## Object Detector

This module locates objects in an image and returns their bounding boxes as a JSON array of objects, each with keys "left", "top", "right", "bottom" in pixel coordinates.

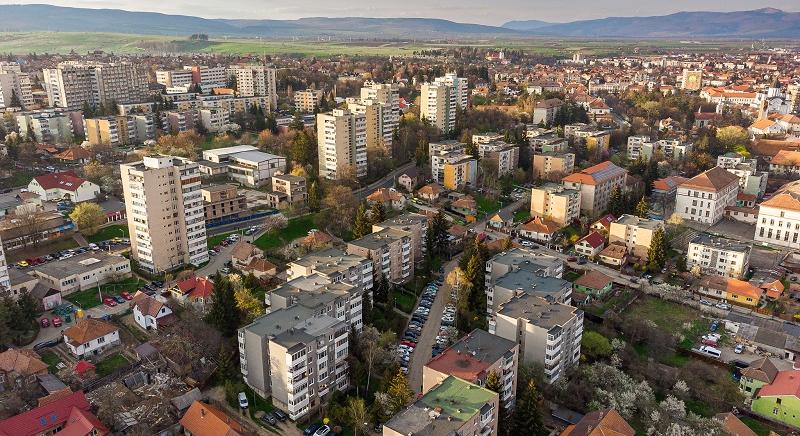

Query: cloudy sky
[{"left": 0, "top": 0, "right": 797, "bottom": 25}]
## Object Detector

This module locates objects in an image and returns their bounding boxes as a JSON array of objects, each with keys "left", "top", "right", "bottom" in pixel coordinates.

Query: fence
[{"left": 207, "top": 210, "right": 279, "bottom": 229}]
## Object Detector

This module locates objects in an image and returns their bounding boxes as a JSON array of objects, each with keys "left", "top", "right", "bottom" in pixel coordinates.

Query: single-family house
[
  {"left": 179, "top": 400, "right": 244, "bottom": 436},
  {"left": 451, "top": 195, "right": 478, "bottom": 218},
  {"left": 574, "top": 231, "right": 605, "bottom": 259},
  {"left": 27, "top": 171, "right": 100, "bottom": 203},
  {"left": 0, "top": 348, "right": 48, "bottom": 389},
  {"left": 598, "top": 243, "right": 627, "bottom": 266},
  {"left": 697, "top": 275, "right": 761, "bottom": 307},
  {"left": 397, "top": 167, "right": 419, "bottom": 192},
  {"left": 63, "top": 318, "right": 120, "bottom": 358},
  {"left": 132, "top": 292, "right": 174, "bottom": 331},
  {"left": 573, "top": 270, "right": 613, "bottom": 297},
  {"left": 171, "top": 276, "right": 215, "bottom": 309},
  {"left": 713, "top": 413, "right": 757, "bottom": 436},
  {"left": 740, "top": 357, "right": 779, "bottom": 397},
  {"left": 367, "top": 188, "right": 407, "bottom": 210},
  {"left": 417, "top": 184, "right": 442, "bottom": 203},
  {"left": 0, "top": 391, "right": 107, "bottom": 436},
  {"left": 590, "top": 214, "right": 615, "bottom": 234},
  {"left": 561, "top": 409, "right": 634, "bottom": 436},
  {"left": 487, "top": 209, "right": 514, "bottom": 233},
  {"left": 230, "top": 241, "right": 264, "bottom": 271},
  {"left": 750, "top": 368, "right": 800, "bottom": 429},
  {"left": 518, "top": 217, "right": 560, "bottom": 244},
  {"left": 54, "top": 147, "right": 92, "bottom": 164}
]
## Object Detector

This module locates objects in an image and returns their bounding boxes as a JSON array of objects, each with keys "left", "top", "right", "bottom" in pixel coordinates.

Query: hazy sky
[{"left": 1, "top": 0, "right": 798, "bottom": 25}]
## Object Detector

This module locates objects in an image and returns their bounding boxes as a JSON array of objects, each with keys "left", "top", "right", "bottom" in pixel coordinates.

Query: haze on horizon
[{"left": 0, "top": 0, "right": 798, "bottom": 26}]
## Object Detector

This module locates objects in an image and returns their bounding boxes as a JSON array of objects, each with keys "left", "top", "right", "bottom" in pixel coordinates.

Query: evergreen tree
[
  {"left": 635, "top": 197, "right": 649, "bottom": 218},
  {"left": 204, "top": 275, "right": 241, "bottom": 337},
  {"left": 373, "top": 273, "right": 389, "bottom": 304},
  {"left": 289, "top": 114, "right": 304, "bottom": 131},
  {"left": 484, "top": 371, "right": 510, "bottom": 436},
  {"left": 9, "top": 89, "right": 21, "bottom": 108},
  {"left": 647, "top": 228, "right": 668, "bottom": 271},
  {"left": 353, "top": 202, "right": 372, "bottom": 239},
  {"left": 369, "top": 201, "right": 386, "bottom": 225},
  {"left": 608, "top": 185, "right": 624, "bottom": 216},
  {"left": 385, "top": 369, "right": 413, "bottom": 416},
  {"left": 308, "top": 181, "right": 320, "bottom": 211},
  {"left": 511, "top": 379, "right": 546, "bottom": 435}
]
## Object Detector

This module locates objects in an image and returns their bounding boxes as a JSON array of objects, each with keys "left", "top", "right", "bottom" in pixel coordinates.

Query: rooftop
[
  {"left": 347, "top": 227, "right": 409, "bottom": 251},
  {"left": 562, "top": 161, "right": 626, "bottom": 186},
  {"left": 494, "top": 269, "right": 570, "bottom": 300},
  {"left": 690, "top": 234, "right": 751, "bottom": 254},
  {"left": 31, "top": 251, "right": 128, "bottom": 280},
  {"left": 613, "top": 214, "right": 663, "bottom": 230},
  {"left": 241, "top": 305, "right": 315, "bottom": 339},
  {"left": 425, "top": 329, "right": 515, "bottom": 383},
  {"left": 290, "top": 248, "right": 370, "bottom": 276},
  {"left": 679, "top": 166, "right": 739, "bottom": 192},
  {"left": 497, "top": 294, "right": 579, "bottom": 330}
]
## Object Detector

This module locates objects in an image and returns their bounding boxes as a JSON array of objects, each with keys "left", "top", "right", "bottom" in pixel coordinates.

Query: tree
[
  {"left": 345, "top": 397, "right": 369, "bottom": 436},
  {"left": 69, "top": 202, "right": 106, "bottom": 236},
  {"left": 634, "top": 197, "right": 649, "bottom": 218},
  {"left": 608, "top": 185, "right": 624, "bottom": 216},
  {"left": 369, "top": 201, "right": 386, "bottom": 225},
  {"left": 511, "top": 379, "right": 546, "bottom": 435},
  {"left": 647, "top": 228, "right": 668, "bottom": 271},
  {"left": 9, "top": 89, "right": 21, "bottom": 108},
  {"left": 321, "top": 185, "right": 359, "bottom": 236},
  {"left": 484, "top": 370, "right": 510, "bottom": 435},
  {"left": 353, "top": 202, "right": 372, "bottom": 239},
  {"left": 308, "top": 181, "right": 320, "bottom": 211},
  {"left": 385, "top": 369, "right": 413, "bottom": 416},
  {"left": 716, "top": 125, "right": 749, "bottom": 153},
  {"left": 233, "top": 287, "right": 262, "bottom": 324},
  {"left": 204, "top": 275, "right": 241, "bottom": 337},
  {"left": 582, "top": 331, "right": 613, "bottom": 360}
]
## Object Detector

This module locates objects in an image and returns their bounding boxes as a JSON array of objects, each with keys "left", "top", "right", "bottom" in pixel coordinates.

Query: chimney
[{"left": 201, "top": 408, "right": 206, "bottom": 417}]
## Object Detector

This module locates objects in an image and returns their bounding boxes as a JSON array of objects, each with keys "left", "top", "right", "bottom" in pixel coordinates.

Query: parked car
[
  {"left": 260, "top": 412, "right": 277, "bottom": 426},
  {"left": 273, "top": 409, "right": 288, "bottom": 421},
  {"left": 699, "top": 299, "right": 714, "bottom": 306},
  {"left": 710, "top": 320, "right": 720, "bottom": 332},
  {"left": 52, "top": 316, "right": 62, "bottom": 328},
  {"left": 113, "top": 295, "right": 126, "bottom": 304},
  {"left": 567, "top": 256, "right": 577, "bottom": 262},
  {"left": 314, "top": 425, "right": 331, "bottom": 436},
  {"left": 40, "top": 317, "right": 50, "bottom": 328},
  {"left": 715, "top": 302, "right": 731, "bottom": 310},
  {"left": 304, "top": 424, "right": 322, "bottom": 436},
  {"left": 734, "top": 344, "right": 745, "bottom": 354},
  {"left": 104, "top": 297, "right": 117, "bottom": 307},
  {"left": 33, "top": 337, "right": 62, "bottom": 350},
  {"left": 120, "top": 292, "right": 132, "bottom": 300},
  {"left": 238, "top": 392, "right": 248, "bottom": 409}
]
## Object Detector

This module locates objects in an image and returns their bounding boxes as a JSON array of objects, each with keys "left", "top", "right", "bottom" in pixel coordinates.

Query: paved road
[{"left": 354, "top": 161, "right": 415, "bottom": 200}]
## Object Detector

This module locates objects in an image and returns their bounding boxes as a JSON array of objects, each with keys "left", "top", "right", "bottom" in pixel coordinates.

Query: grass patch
[
  {"left": 684, "top": 399, "right": 713, "bottom": 418},
  {"left": 513, "top": 209, "right": 531, "bottom": 222},
  {"left": 475, "top": 195, "right": 502, "bottom": 215},
  {"left": 564, "top": 271, "right": 581, "bottom": 282},
  {"left": 0, "top": 169, "right": 41, "bottom": 189},
  {"left": 86, "top": 225, "right": 129, "bottom": 243},
  {"left": 560, "top": 225, "right": 584, "bottom": 244},
  {"left": 626, "top": 296, "right": 700, "bottom": 336},
  {"left": 392, "top": 290, "right": 416, "bottom": 314},
  {"left": 254, "top": 214, "right": 317, "bottom": 251},
  {"left": 95, "top": 353, "right": 129, "bottom": 377},
  {"left": 207, "top": 231, "right": 236, "bottom": 249},
  {"left": 66, "top": 278, "right": 147, "bottom": 309},
  {"left": 739, "top": 416, "right": 774, "bottom": 436},
  {"left": 39, "top": 350, "right": 62, "bottom": 373}
]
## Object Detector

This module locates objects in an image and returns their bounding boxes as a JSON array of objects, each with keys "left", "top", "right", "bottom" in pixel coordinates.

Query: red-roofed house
[
  {"left": 590, "top": 214, "right": 615, "bottom": 234},
  {"left": 574, "top": 231, "right": 605, "bottom": 259},
  {"left": 0, "top": 391, "right": 106, "bottom": 436},
  {"left": 676, "top": 167, "right": 740, "bottom": 225},
  {"left": 27, "top": 171, "right": 100, "bottom": 203},
  {"left": 54, "top": 147, "right": 92, "bottom": 164},
  {"left": 132, "top": 292, "right": 174, "bottom": 331},
  {"left": 366, "top": 188, "right": 407, "bottom": 210},
  {"left": 751, "top": 369, "right": 800, "bottom": 428},
  {"left": 170, "top": 276, "right": 215, "bottom": 309}
]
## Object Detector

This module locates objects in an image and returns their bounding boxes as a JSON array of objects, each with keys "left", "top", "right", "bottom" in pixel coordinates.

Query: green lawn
[
  {"left": 475, "top": 195, "right": 502, "bottom": 215},
  {"left": 392, "top": 291, "right": 416, "bottom": 314},
  {"left": 207, "top": 231, "right": 236, "bottom": 249},
  {"left": 66, "top": 278, "right": 147, "bottom": 309},
  {"left": 95, "top": 353, "right": 129, "bottom": 377},
  {"left": 254, "top": 215, "right": 317, "bottom": 251},
  {"left": 626, "top": 297, "right": 701, "bottom": 336},
  {"left": 86, "top": 225, "right": 129, "bottom": 243},
  {"left": 739, "top": 416, "right": 775, "bottom": 436},
  {"left": 563, "top": 271, "right": 581, "bottom": 282},
  {"left": 561, "top": 225, "right": 584, "bottom": 245},
  {"left": 0, "top": 169, "right": 41, "bottom": 189},
  {"left": 39, "top": 351, "right": 62, "bottom": 373},
  {"left": 513, "top": 209, "right": 531, "bottom": 222}
]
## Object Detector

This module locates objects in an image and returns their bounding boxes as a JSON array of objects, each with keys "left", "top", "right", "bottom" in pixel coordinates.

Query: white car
[
  {"left": 521, "top": 240, "right": 532, "bottom": 247},
  {"left": 714, "top": 302, "right": 731, "bottom": 310},
  {"left": 734, "top": 344, "right": 744, "bottom": 354},
  {"left": 238, "top": 392, "right": 248, "bottom": 409}
]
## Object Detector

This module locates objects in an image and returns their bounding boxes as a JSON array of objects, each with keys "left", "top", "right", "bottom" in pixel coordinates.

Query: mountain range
[{"left": 0, "top": 5, "right": 798, "bottom": 39}]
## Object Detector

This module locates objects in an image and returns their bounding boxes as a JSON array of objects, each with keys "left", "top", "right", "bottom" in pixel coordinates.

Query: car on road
[
  {"left": 273, "top": 409, "right": 288, "bottom": 421},
  {"left": 104, "top": 297, "right": 117, "bottom": 307},
  {"left": 577, "top": 257, "right": 587, "bottom": 265},
  {"left": 40, "top": 317, "right": 50, "bottom": 328},
  {"left": 715, "top": 302, "right": 731, "bottom": 310},
  {"left": 314, "top": 425, "right": 331, "bottom": 436},
  {"left": 52, "top": 316, "right": 62, "bottom": 328},
  {"left": 567, "top": 256, "right": 577, "bottom": 262},
  {"left": 303, "top": 424, "right": 321, "bottom": 436},
  {"left": 238, "top": 392, "right": 248, "bottom": 409},
  {"left": 699, "top": 299, "right": 713, "bottom": 306},
  {"left": 113, "top": 295, "right": 126, "bottom": 304},
  {"left": 734, "top": 344, "right": 744, "bottom": 354},
  {"left": 120, "top": 292, "right": 132, "bottom": 300},
  {"left": 260, "top": 412, "right": 277, "bottom": 426},
  {"left": 16, "top": 260, "right": 29, "bottom": 268}
]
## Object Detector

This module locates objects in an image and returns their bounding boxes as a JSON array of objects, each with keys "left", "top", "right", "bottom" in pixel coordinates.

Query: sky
[{"left": 0, "top": 1, "right": 798, "bottom": 25}]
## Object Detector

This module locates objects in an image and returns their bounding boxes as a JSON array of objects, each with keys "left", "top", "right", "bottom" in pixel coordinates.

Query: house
[
  {"left": 396, "top": 167, "right": 419, "bottom": 192},
  {"left": 740, "top": 357, "right": 779, "bottom": 397},
  {"left": 0, "top": 391, "right": 107, "bottom": 436},
  {"left": 714, "top": 413, "right": 757, "bottom": 436},
  {"left": 533, "top": 98, "right": 563, "bottom": 125},
  {"left": 241, "top": 258, "right": 278, "bottom": 279},
  {"left": 367, "top": 188, "right": 407, "bottom": 211},
  {"left": 230, "top": 241, "right": 264, "bottom": 271},
  {"left": 518, "top": 217, "right": 560, "bottom": 244},
  {"left": 27, "top": 171, "right": 100, "bottom": 203},
  {"left": 573, "top": 270, "right": 613, "bottom": 297},
  {"left": 697, "top": 275, "right": 761, "bottom": 307},
  {"left": 179, "top": 400, "right": 244, "bottom": 436},
  {"left": 0, "top": 348, "right": 48, "bottom": 388},
  {"left": 750, "top": 368, "right": 800, "bottom": 429},
  {"left": 590, "top": 214, "right": 615, "bottom": 234},
  {"left": 759, "top": 279, "right": 785, "bottom": 301},
  {"left": 598, "top": 243, "right": 627, "bottom": 266},
  {"left": 54, "top": 147, "right": 92, "bottom": 164},
  {"left": 487, "top": 209, "right": 514, "bottom": 233},
  {"left": 749, "top": 119, "right": 784, "bottom": 137},
  {"left": 451, "top": 195, "right": 478, "bottom": 218},
  {"left": 769, "top": 150, "right": 800, "bottom": 176},
  {"left": 170, "top": 276, "right": 215, "bottom": 309},
  {"left": 574, "top": 231, "right": 605, "bottom": 259},
  {"left": 131, "top": 292, "right": 174, "bottom": 331},
  {"left": 300, "top": 229, "right": 334, "bottom": 251},
  {"left": 417, "top": 183, "right": 442, "bottom": 203},
  {"left": 63, "top": 318, "right": 120, "bottom": 358},
  {"left": 561, "top": 409, "right": 634, "bottom": 436}
]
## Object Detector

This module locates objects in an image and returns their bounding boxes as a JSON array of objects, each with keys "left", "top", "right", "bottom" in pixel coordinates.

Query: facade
[
  {"left": 491, "top": 293, "right": 583, "bottom": 383},
  {"left": 345, "top": 82, "right": 399, "bottom": 153},
  {"left": 750, "top": 369, "right": 800, "bottom": 429},
  {"left": 423, "top": 329, "right": 518, "bottom": 409},
  {"left": 429, "top": 140, "right": 468, "bottom": 184},
  {"left": 740, "top": 357, "right": 779, "bottom": 398},
  {"left": 0, "top": 62, "right": 33, "bottom": 109},
  {"left": 769, "top": 150, "right": 800, "bottom": 177},
  {"left": 121, "top": 155, "right": 209, "bottom": 272},
  {"left": 627, "top": 137, "right": 692, "bottom": 162},
  {"left": 199, "top": 108, "right": 230, "bottom": 132},
  {"left": 717, "top": 153, "right": 768, "bottom": 198},
  {"left": 530, "top": 183, "right": 581, "bottom": 227},
  {"left": 155, "top": 69, "right": 194, "bottom": 88},
  {"left": 755, "top": 181, "right": 800, "bottom": 249},
  {"left": 84, "top": 115, "right": 155, "bottom": 146},
  {"left": 201, "top": 184, "right": 247, "bottom": 224},
  {"left": 317, "top": 109, "right": 368, "bottom": 180},
  {"left": 372, "top": 213, "right": 428, "bottom": 263},
  {"left": 201, "top": 145, "right": 287, "bottom": 187},
  {"left": 271, "top": 174, "right": 308, "bottom": 207},
  {"left": 532, "top": 152, "right": 575, "bottom": 180},
  {"left": 287, "top": 248, "right": 374, "bottom": 296},
  {"left": 383, "top": 376, "right": 498, "bottom": 436},
  {"left": 43, "top": 61, "right": 148, "bottom": 110},
  {"left": 30, "top": 251, "right": 131, "bottom": 295},
  {"left": 442, "top": 155, "right": 478, "bottom": 190},
  {"left": 676, "top": 167, "right": 740, "bottom": 225},
  {"left": 347, "top": 228, "right": 413, "bottom": 284},
  {"left": 532, "top": 98, "right": 563, "bottom": 125},
  {"left": 420, "top": 74, "right": 467, "bottom": 133},
  {"left": 63, "top": 318, "right": 120, "bottom": 357},
  {"left": 229, "top": 65, "right": 278, "bottom": 109},
  {"left": 573, "top": 270, "right": 614, "bottom": 297},
  {"left": 27, "top": 171, "right": 100, "bottom": 203},
  {"left": 575, "top": 231, "right": 605, "bottom": 259},
  {"left": 687, "top": 234, "right": 751, "bottom": 279},
  {"left": 697, "top": 275, "right": 761, "bottom": 307},
  {"left": 608, "top": 214, "right": 664, "bottom": 259},
  {"left": 294, "top": 89, "right": 323, "bottom": 113},
  {"left": 15, "top": 111, "right": 75, "bottom": 143},
  {"left": 267, "top": 274, "right": 364, "bottom": 332},
  {"left": 562, "top": 161, "right": 627, "bottom": 217},
  {"left": 477, "top": 140, "right": 520, "bottom": 176},
  {"left": 0, "top": 234, "right": 8, "bottom": 293},
  {"left": 131, "top": 293, "right": 174, "bottom": 330}
]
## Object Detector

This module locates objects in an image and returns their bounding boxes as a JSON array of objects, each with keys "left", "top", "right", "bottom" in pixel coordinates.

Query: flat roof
[
  {"left": 494, "top": 269, "right": 569, "bottom": 299},
  {"left": 31, "top": 251, "right": 128, "bottom": 280},
  {"left": 497, "top": 293, "right": 578, "bottom": 330},
  {"left": 348, "top": 227, "right": 408, "bottom": 251},
  {"left": 426, "top": 329, "right": 515, "bottom": 382},
  {"left": 690, "top": 233, "right": 751, "bottom": 253},
  {"left": 614, "top": 214, "right": 664, "bottom": 230},
  {"left": 242, "top": 305, "right": 315, "bottom": 338},
  {"left": 291, "top": 248, "right": 369, "bottom": 275}
]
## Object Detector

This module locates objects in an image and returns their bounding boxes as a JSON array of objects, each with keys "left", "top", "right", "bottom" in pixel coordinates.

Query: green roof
[{"left": 419, "top": 376, "right": 497, "bottom": 422}]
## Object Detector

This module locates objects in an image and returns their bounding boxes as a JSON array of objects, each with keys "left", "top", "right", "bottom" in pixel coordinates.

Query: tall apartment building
[
  {"left": 608, "top": 214, "right": 665, "bottom": 259},
  {"left": 155, "top": 69, "right": 194, "bottom": 89},
  {"left": 120, "top": 155, "right": 209, "bottom": 272},
  {"left": 43, "top": 62, "right": 148, "bottom": 110},
  {"left": 229, "top": 65, "right": 278, "bottom": 110},
  {"left": 485, "top": 248, "right": 564, "bottom": 283},
  {"left": 347, "top": 228, "right": 413, "bottom": 285},
  {"left": 716, "top": 152, "right": 768, "bottom": 198},
  {"left": 316, "top": 109, "right": 367, "bottom": 180},
  {"left": 530, "top": 183, "right": 581, "bottom": 227},
  {"left": 201, "top": 145, "right": 287, "bottom": 188},
  {"left": 429, "top": 140, "right": 466, "bottom": 182},
  {"left": 238, "top": 306, "right": 349, "bottom": 419},
  {"left": 295, "top": 89, "right": 323, "bottom": 113},
  {"left": 0, "top": 234, "right": 9, "bottom": 293},
  {"left": 687, "top": 234, "right": 751, "bottom": 279},
  {"left": 491, "top": 293, "right": 583, "bottom": 384},
  {"left": 84, "top": 115, "right": 155, "bottom": 146},
  {"left": 532, "top": 152, "right": 575, "bottom": 180},
  {"left": 477, "top": 140, "right": 519, "bottom": 176},
  {"left": 372, "top": 213, "right": 428, "bottom": 264},
  {"left": 676, "top": 167, "right": 740, "bottom": 225},
  {"left": 0, "top": 62, "right": 33, "bottom": 109},
  {"left": 420, "top": 82, "right": 456, "bottom": 133},
  {"left": 344, "top": 81, "right": 400, "bottom": 153},
  {"left": 423, "top": 329, "right": 519, "bottom": 409},
  {"left": 435, "top": 73, "right": 469, "bottom": 109},
  {"left": 286, "top": 248, "right": 374, "bottom": 296},
  {"left": 15, "top": 111, "right": 74, "bottom": 143},
  {"left": 562, "top": 161, "right": 627, "bottom": 217},
  {"left": 755, "top": 181, "right": 800, "bottom": 249},
  {"left": 188, "top": 65, "right": 227, "bottom": 85}
]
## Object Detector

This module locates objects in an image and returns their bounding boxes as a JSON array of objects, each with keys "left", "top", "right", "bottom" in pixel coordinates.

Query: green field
[
  {"left": 392, "top": 290, "right": 416, "bottom": 314},
  {"left": 254, "top": 214, "right": 317, "bottom": 250},
  {"left": 95, "top": 353, "right": 129, "bottom": 377},
  {"left": 86, "top": 225, "right": 129, "bottom": 243},
  {"left": 475, "top": 195, "right": 502, "bottom": 215}
]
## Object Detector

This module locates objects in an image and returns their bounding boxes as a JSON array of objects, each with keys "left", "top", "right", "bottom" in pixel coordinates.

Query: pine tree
[
  {"left": 353, "top": 202, "right": 372, "bottom": 239},
  {"left": 635, "top": 196, "right": 649, "bottom": 218},
  {"left": 204, "top": 275, "right": 241, "bottom": 337},
  {"left": 647, "top": 227, "right": 667, "bottom": 271},
  {"left": 308, "top": 181, "right": 320, "bottom": 211},
  {"left": 511, "top": 380, "right": 546, "bottom": 435},
  {"left": 484, "top": 371, "right": 510, "bottom": 436},
  {"left": 608, "top": 185, "right": 623, "bottom": 216},
  {"left": 9, "top": 89, "right": 21, "bottom": 108},
  {"left": 369, "top": 201, "right": 386, "bottom": 225},
  {"left": 385, "top": 369, "right": 413, "bottom": 416}
]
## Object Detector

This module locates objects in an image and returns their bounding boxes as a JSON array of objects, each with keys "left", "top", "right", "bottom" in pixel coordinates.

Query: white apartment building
[
  {"left": 627, "top": 137, "right": 691, "bottom": 161},
  {"left": 286, "top": 248, "right": 374, "bottom": 296},
  {"left": 199, "top": 108, "right": 231, "bottom": 132},
  {"left": 347, "top": 228, "right": 414, "bottom": 285},
  {"left": 420, "top": 81, "right": 456, "bottom": 133},
  {"left": 0, "top": 62, "right": 33, "bottom": 109},
  {"left": 31, "top": 251, "right": 131, "bottom": 295},
  {"left": 43, "top": 62, "right": 148, "bottom": 110},
  {"left": 187, "top": 65, "right": 227, "bottom": 85},
  {"left": 562, "top": 161, "right": 627, "bottom": 217},
  {"left": 267, "top": 274, "right": 365, "bottom": 332},
  {"left": 155, "top": 69, "right": 194, "bottom": 89},
  {"left": 346, "top": 97, "right": 394, "bottom": 153},
  {"left": 201, "top": 145, "right": 287, "bottom": 188},
  {"left": 716, "top": 153, "right": 768, "bottom": 198},
  {"left": 687, "top": 234, "right": 751, "bottom": 279},
  {"left": 608, "top": 214, "right": 665, "bottom": 259},
  {"left": 477, "top": 140, "right": 520, "bottom": 176},
  {"left": 429, "top": 140, "right": 467, "bottom": 182},
  {"left": 755, "top": 181, "right": 800, "bottom": 249},
  {"left": 530, "top": 183, "right": 581, "bottom": 227},
  {"left": 121, "top": 155, "right": 209, "bottom": 273},
  {"left": 433, "top": 73, "right": 469, "bottom": 109},
  {"left": 0, "top": 234, "right": 9, "bottom": 293},
  {"left": 491, "top": 293, "right": 583, "bottom": 384},
  {"left": 675, "top": 167, "right": 740, "bottom": 225},
  {"left": 355, "top": 81, "right": 399, "bottom": 150},
  {"left": 316, "top": 109, "right": 367, "bottom": 180},
  {"left": 229, "top": 65, "right": 278, "bottom": 110},
  {"left": 15, "top": 111, "right": 75, "bottom": 144}
]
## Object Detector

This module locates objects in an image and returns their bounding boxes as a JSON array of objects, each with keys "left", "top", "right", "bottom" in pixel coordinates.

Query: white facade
[
  {"left": 429, "top": 140, "right": 467, "bottom": 183},
  {"left": 64, "top": 325, "right": 120, "bottom": 358},
  {"left": 316, "top": 109, "right": 367, "bottom": 180},
  {"left": 716, "top": 154, "right": 768, "bottom": 198},
  {"left": 0, "top": 62, "right": 33, "bottom": 109},
  {"left": 202, "top": 145, "right": 287, "bottom": 187},
  {"left": 27, "top": 177, "right": 100, "bottom": 203},
  {"left": 132, "top": 296, "right": 174, "bottom": 331},
  {"left": 230, "top": 65, "right": 278, "bottom": 110},
  {"left": 434, "top": 73, "right": 469, "bottom": 109},
  {"left": 420, "top": 82, "right": 456, "bottom": 133},
  {"left": 675, "top": 167, "right": 739, "bottom": 225},
  {"left": 43, "top": 61, "right": 148, "bottom": 110},
  {"left": 755, "top": 182, "right": 800, "bottom": 249},
  {"left": 0, "top": 234, "right": 9, "bottom": 292},
  {"left": 687, "top": 235, "right": 750, "bottom": 279},
  {"left": 155, "top": 70, "right": 194, "bottom": 88}
]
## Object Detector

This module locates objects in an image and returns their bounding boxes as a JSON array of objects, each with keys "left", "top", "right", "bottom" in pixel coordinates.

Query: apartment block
[
  {"left": 155, "top": 69, "right": 194, "bottom": 89},
  {"left": 485, "top": 248, "right": 564, "bottom": 284},
  {"left": 608, "top": 214, "right": 665, "bottom": 259},
  {"left": 347, "top": 228, "right": 413, "bottom": 285},
  {"left": 238, "top": 306, "right": 349, "bottom": 420},
  {"left": 755, "top": 181, "right": 800, "bottom": 249},
  {"left": 372, "top": 212, "right": 429, "bottom": 263},
  {"left": 562, "top": 161, "right": 627, "bottom": 217},
  {"left": 270, "top": 174, "right": 308, "bottom": 207},
  {"left": 488, "top": 267, "right": 573, "bottom": 312},
  {"left": 676, "top": 167, "right": 739, "bottom": 225},
  {"left": 229, "top": 65, "right": 278, "bottom": 109},
  {"left": 199, "top": 108, "right": 230, "bottom": 132},
  {"left": 687, "top": 234, "right": 751, "bottom": 279},
  {"left": 295, "top": 89, "right": 323, "bottom": 113},
  {"left": 0, "top": 62, "right": 33, "bottom": 109},
  {"left": 528, "top": 130, "right": 568, "bottom": 153},
  {"left": 423, "top": 329, "right": 518, "bottom": 409},
  {"left": 84, "top": 115, "right": 155, "bottom": 146},
  {"left": 345, "top": 81, "right": 399, "bottom": 153},
  {"left": 121, "top": 155, "right": 209, "bottom": 272},
  {"left": 564, "top": 123, "right": 611, "bottom": 153},
  {"left": 532, "top": 152, "right": 575, "bottom": 180},
  {"left": 443, "top": 154, "right": 478, "bottom": 190},
  {"left": 384, "top": 376, "right": 498, "bottom": 436},
  {"left": 201, "top": 145, "right": 287, "bottom": 187},
  {"left": 267, "top": 273, "right": 364, "bottom": 331},
  {"left": 420, "top": 74, "right": 469, "bottom": 134},
  {"left": 188, "top": 65, "right": 227, "bottom": 85},
  {"left": 287, "top": 248, "right": 374, "bottom": 296},
  {"left": 627, "top": 137, "right": 692, "bottom": 161},
  {"left": 532, "top": 98, "right": 562, "bottom": 125},
  {"left": 429, "top": 140, "right": 466, "bottom": 182},
  {"left": 316, "top": 109, "right": 367, "bottom": 180},
  {"left": 0, "top": 234, "right": 8, "bottom": 292},
  {"left": 530, "top": 183, "right": 581, "bottom": 227},
  {"left": 716, "top": 152, "right": 768, "bottom": 198},
  {"left": 15, "top": 111, "right": 75, "bottom": 143},
  {"left": 43, "top": 62, "right": 148, "bottom": 110},
  {"left": 201, "top": 184, "right": 247, "bottom": 225},
  {"left": 477, "top": 140, "right": 519, "bottom": 176},
  {"left": 491, "top": 293, "right": 583, "bottom": 384},
  {"left": 434, "top": 73, "right": 469, "bottom": 109}
]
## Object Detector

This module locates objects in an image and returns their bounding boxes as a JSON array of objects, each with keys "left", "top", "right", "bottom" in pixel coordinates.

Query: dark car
[
  {"left": 33, "top": 337, "right": 63, "bottom": 350},
  {"left": 260, "top": 412, "right": 277, "bottom": 426},
  {"left": 113, "top": 295, "right": 126, "bottom": 304},
  {"left": 273, "top": 409, "right": 288, "bottom": 421},
  {"left": 304, "top": 423, "right": 322, "bottom": 436}
]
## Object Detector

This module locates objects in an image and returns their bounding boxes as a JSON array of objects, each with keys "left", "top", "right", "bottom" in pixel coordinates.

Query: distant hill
[
  {"left": 510, "top": 8, "right": 800, "bottom": 38},
  {"left": 0, "top": 4, "right": 798, "bottom": 39}
]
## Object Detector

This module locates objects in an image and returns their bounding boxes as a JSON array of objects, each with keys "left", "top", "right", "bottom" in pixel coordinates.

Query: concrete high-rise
[
  {"left": 0, "top": 62, "right": 33, "bottom": 109},
  {"left": 43, "top": 62, "right": 148, "bottom": 110},
  {"left": 121, "top": 156, "right": 209, "bottom": 273},
  {"left": 346, "top": 81, "right": 399, "bottom": 153},
  {"left": 229, "top": 65, "right": 278, "bottom": 110},
  {"left": 317, "top": 109, "right": 367, "bottom": 180}
]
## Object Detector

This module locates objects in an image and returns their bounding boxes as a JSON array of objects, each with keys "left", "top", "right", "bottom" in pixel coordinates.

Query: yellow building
[{"left": 442, "top": 156, "right": 477, "bottom": 190}]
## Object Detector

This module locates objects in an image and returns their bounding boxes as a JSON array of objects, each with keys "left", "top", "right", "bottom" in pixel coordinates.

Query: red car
[
  {"left": 40, "top": 317, "right": 50, "bottom": 328},
  {"left": 120, "top": 291, "right": 132, "bottom": 300},
  {"left": 567, "top": 256, "right": 577, "bottom": 262},
  {"left": 103, "top": 297, "right": 117, "bottom": 307},
  {"left": 51, "top": 316, "right": 62, "bottom": 328},
  {"left": 401, "top": 340, "right": 416, "bottom": 348}
]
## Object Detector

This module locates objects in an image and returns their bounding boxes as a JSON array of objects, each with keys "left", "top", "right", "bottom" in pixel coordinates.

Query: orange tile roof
[
  {"left": 0, "top": 349, "right": 48, "bottom": 377},
  {"left": 757, "top": 370, "right": 800, "bottom": 399},
  {"left": 652, "top": 176, "right": 688, "bottom": 192},
  {"left": 418, "top": 183, "right": 442, "bottom": 196},
  {"left": 367, "top": 188, "right": 405, "bottom": 203},
  {"left": 574, "top": 270, "right": 613, "bottom": 290},
  {"left": 714, "top": 413, "right": 756, "bottom": 436},
  {"left": 750, "top": 139, "right": 800, "bottom": 157},
  {"left": 520, "top": 216, "right": 560, "bottom": 234},
  {"left": 761, "top": 182, "right": 800, "bottom": 212},
  {"left": 179, "top": 401, "right": 244, "bottom": 436},
  {"left": 63, "top": 319, "right": 117, "bottom": 346},
  {"left": 561, "top": 409, "right": 634, "bottom": 436},
  {"left": 562, "top": 161, "right": 626, "bottom": 186},
  {"left": 679, "top": 167, "right": 739, "bottom": 192},
  {"left": 750, "top": 119, "right": 777, "bottom": 130},
  {"left": 770, "top": 149, "right": 800, "bottom": 167}
]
